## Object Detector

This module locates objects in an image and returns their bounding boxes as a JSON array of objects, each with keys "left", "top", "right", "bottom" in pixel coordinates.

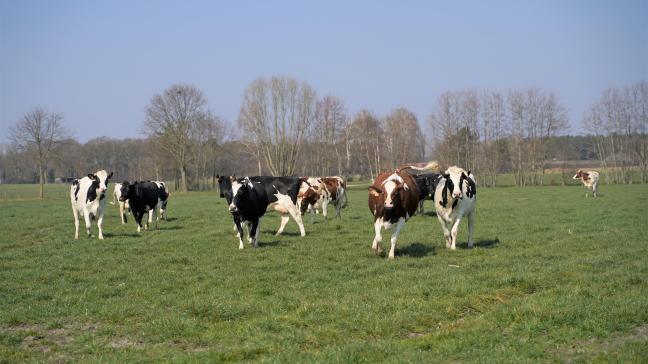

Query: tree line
[{"left": 2, "top": 77, "right": 646, "bottom": 196}]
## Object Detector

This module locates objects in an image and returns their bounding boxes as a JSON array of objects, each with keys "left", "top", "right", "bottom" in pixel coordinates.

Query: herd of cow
[{"left": 67, "top": 165, "right": 600, "bottom": 259}]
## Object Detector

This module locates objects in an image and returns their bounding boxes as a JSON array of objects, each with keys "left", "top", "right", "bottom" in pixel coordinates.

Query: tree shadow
[
  {"left": 457, "top": 238, "right": 500, "bottom": 249},
  {"left": 398, "top": 242, "right": 436, "bottom": 258}
]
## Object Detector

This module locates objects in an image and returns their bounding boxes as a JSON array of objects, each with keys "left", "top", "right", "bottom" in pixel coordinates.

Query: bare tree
[
  {"left": 238, "top": 76, "right": 316, "bottom": 176},
  {"left": 383, "top": 108, "right": 425, "bottom": 168},
  {"left": 10, "top": 107, "right": 70, "bottom": 198},
  {"left": 349, "top": 110, "right": 383, "bottom": 179},
  {"left": 144, "top": 84, "right": 210, "bottom": 192},
  {"left": 311, "top": 95, "right": 347, "bottom": 176},
  {"left": 428, "top": 90, "right": 479, "bottom": 171},
  {"left": 479, "top": 91, "right": 508, "bottom": 186}
]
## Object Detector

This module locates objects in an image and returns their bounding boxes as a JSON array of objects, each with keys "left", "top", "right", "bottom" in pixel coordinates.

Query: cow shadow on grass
[
  {"left": 398, "top": 242, "right": 436, "bottom": 258},
  {"left": 103, "top": 233, "right": 140, "bottom": 238},
  {"left": 155, "top": 225, "right": 183, "bottom": 231},
  {"left": 262, "top": 230, "right": 301, "bottom": 237},
  {"left": 257, "top": 240, "right": 281, "bottom": 248},
  {"left": 457, "top": 238, "right": 500, "bottom": 249}
]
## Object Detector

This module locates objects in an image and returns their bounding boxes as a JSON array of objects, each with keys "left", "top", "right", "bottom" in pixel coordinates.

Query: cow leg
[
  {"left": 118, "top": 202, "right": 126, "bottom": 224},
  {"left": 97, "top": 210, "right": 105, "bottom": 240},
  {"left": 234, "top": 219, "right": 245, "bottom": 250},
  {"left": 83, "top": 210, "right": 92, "bottom": 238},
  {"left": 418, "top": 200, "right": 424, "bottom": 215},
  {"left": 276, "top": 214, "right": 290, "bottom": 236},
  {"left": 388, "top": 218, "right": 406, "bottom": 259},
  {"left": 322, "top": 198, "right": 329, "bottom": 219},
  {"left": 467, "top": 212, "right": 475, "bottom": 249},
  {"left": 450, "top": 217, "right": 463, "bottom": 250},
  {"left": 250, "top": 218, "right": 261, "bottom": 248},
  {"left": 243, "top": 221, "right": 253, "bottom": 245},
  {"left": 334, "top": 201, "right": 342, "bottom": 219},
  {"left": 371, "top": 218, "right": 384, "bottom": 253},
  {"left": 438, "top": 216, "right": 452, "bottom": 248},
  {"left": 72, "top": 207, "right": 80, "bottom": 240},
  {"left": 593, "top": 185, "right": 598, "bottom": 198},
  {"left": 286, "top": 204, "right": 306, "bottom": 237},
  {"left": 135, "top": 212, "right": 143, "bottom": 233}
]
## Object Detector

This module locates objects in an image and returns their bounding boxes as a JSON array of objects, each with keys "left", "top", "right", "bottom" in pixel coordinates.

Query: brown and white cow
[
  {"left": 271, "top": 178, "right": 322, "bottom": 235},
  {"left": 573, "top": 170, "right": 599, "bottom": 198},
  {"left": 368, "top": 169, "right": 419, "bottom": 259},
  {"left": 307, "top": 176, "right": 347, "bottom": 218}
]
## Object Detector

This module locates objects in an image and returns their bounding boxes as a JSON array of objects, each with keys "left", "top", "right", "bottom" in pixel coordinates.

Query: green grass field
[{"left": 1, "top": 183, "right": 647, "bottom": 362}]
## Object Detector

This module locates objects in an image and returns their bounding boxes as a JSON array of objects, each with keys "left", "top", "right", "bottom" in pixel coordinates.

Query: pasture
[{"left": 1, "top": 183, "right": 647, "bottom": 362}]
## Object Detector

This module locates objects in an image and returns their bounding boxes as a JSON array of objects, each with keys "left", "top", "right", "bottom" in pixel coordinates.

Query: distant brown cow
[
  {"left": 368, "top": 169, "right": 419, "bottom": 259},
  {"left": 573, "top": 170, "right": 599, "bottom": 198},
  {"left": 320, "top": 176, "right": 347, "bottom": 218}
]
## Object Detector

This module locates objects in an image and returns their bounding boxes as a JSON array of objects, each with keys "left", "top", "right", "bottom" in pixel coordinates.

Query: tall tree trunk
[
  {"left": 180, "top": 165, "right": 187, "bottom": 192},
  {"left": 38, "top": 162, "right": 44, "bottom": 199}
]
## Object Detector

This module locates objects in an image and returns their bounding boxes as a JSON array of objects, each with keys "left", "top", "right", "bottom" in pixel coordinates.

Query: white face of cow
[
  {"left": 381, "top": 173, "right": 407, "bottom": 209},
  {"left": 448, "top": 172, "right": 463, "bottom": 199},
  {"left": 229, "top": 177, "right": 253, "bottom": 213},
  {"left": 92, "top": 170, "right": 113, "bottom": 194},
  {"left": 383, "top": 180, "right": 397, "bottom": 208}
]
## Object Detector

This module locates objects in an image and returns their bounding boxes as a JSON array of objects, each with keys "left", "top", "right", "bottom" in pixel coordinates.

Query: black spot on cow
[
  {"left": 86, "top": 178, "right": 99, "bottom": 203},
  {"left": 72, "top": 179, "right": 80, "bottom": 201},
  {"left": 440, "top": 173, "right": 453, "bottom": 208}
]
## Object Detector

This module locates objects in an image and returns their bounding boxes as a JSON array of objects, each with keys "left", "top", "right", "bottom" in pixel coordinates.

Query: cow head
[
  {"left": 573, "top": 170, "right": 588, "bottom": 181},
  {"left": 369, "top": 173, "right": 408, "bottom": 210},
  {"left": 229, "top": 177, "right": 252, "bottom": 213},
  {"left": 298, "top": 187, "right": 321, "bottom": 215},
  {"left": 444, "top": 169, "right": 471, "bottom": 199},
  {"left": 119, "top": 181, "right": 131, "bottom": 201},
  {"left": 89, "top": 170, "right": 113, "bottom": 194},
  {"left": 217, "top": 175, "right": 235, "bottom": 203}
]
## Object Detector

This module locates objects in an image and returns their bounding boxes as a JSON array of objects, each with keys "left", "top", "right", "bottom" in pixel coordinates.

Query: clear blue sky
[{"left": 1, "top": 0, "right": 646, "bottom": 143}]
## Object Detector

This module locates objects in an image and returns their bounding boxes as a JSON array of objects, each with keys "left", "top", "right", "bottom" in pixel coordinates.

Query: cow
[
  {"left": 414, "top": 173, "right": 442, "bottom": 214},
  {"left": 573, "top": 170, "right": 599, "bottom": 198},
  {"left": 119, "top": 181, "right": 166, "bottom": 232},
  {"left": 273, "top": 178, "right": 321, "bottom": 235},
  {"left": 217, "top": 175, "right": 306, "bottom": 249},
  {"left": 434, "top": 166, "right": 477, "bottom": 250},
  {"left": 319, "top": 176, "right": 348, "bottom": 218},
  {"left": 70, "top": 170, "right": 113, "bottom": 239},
  {"left": 111, "top": 182, "right": 130, "bottom": 224},
  {"left": 368, "top": 169, "right": 419, "bottom": 259},
  {"left": 147, "top": 181, "right": 170, "bottom": 224}
]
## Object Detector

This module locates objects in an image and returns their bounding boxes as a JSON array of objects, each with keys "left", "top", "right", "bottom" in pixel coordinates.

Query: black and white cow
[
  {"left": 70, "top": 170, "right": 113, "bottom": 239},
  {"left": 217, "top": 175, "right": 305, "bottom": 249},
  {"left": 414, "top": 173, "right": 442, "bottom": 214},
  {"left": 111, "top": 182, "right": 130, "bottom": 224},
  {"left": 119, "top": 181, "right": 167, "bottom": 232},
  {"left": 148, "top": 181, "right": 170, "bottom": 224},
  {"left": 434, "top": 166, "right": 477, "bottom": 250}
]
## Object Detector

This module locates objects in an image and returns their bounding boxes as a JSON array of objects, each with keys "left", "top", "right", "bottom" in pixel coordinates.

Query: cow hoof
[
  {"left": 467, "top": 244, "right": 473, "bottom": 249},
  {"left": 388, "top": 255, "right": 395, "bottom": 260}
]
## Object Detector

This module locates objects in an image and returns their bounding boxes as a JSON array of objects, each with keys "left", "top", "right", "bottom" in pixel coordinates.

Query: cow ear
[
  {"left": 108, "top": 172, "right": 113, "bottom": 179},
  {"left": 466, "top": 170, "right": 471, "bottom": 176},
  {"left": 368, "top": 186, "right": 382, "bottom": 196},
  {"left": 88, "top": 174, "right": 95, "bottom": 179},
  {"left": 443, "top": 173, "right": 450, "bottom": 179},
  {"left": 298, "top": 192, "right": 305, "bottom": 198}
]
